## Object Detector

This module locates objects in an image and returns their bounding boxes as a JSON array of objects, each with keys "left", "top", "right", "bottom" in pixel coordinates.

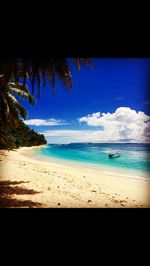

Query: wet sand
[{"left": 0, "top": 146, "right": 150, "bottom": 208}]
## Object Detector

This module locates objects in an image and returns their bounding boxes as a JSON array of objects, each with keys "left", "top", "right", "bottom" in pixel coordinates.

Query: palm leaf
[
  {"left": 0, "top": 93, "right": 9, "bottom": 118},
  {"left": 1, "top": 58, "right": 92, "bottom": 96},
  {"left": 8, "top": 86, "right": 35, "bottom": 105},
  {"left": 8, "top": 82, "right": 29, "bottom": 93},
  {"left": 7, "top": 93, "right": 27, "bottom": 119}
]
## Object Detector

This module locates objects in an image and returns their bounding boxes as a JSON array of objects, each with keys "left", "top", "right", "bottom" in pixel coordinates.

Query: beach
[{"left": 0, "top": 146, "right": 150, "bottom": 208}]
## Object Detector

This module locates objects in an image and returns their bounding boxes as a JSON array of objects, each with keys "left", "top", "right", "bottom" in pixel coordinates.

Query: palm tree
[
  {"left": 0, "top": 58, "right": 92, "bottom": 97},
  {"left": 0, "top": 58, "right": 91, "bottom": 146},
  {"left": 0, "top": 75, "right": 35, "bottom": 145}
]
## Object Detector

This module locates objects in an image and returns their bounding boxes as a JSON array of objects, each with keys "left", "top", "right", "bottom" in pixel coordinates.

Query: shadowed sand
[{"left": 0, "top": 146, "right": 150, "bottom": 208}]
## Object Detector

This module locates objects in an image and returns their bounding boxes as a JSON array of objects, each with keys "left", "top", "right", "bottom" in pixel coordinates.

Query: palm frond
[
  {"left": 0, "top": 58, "right": 92, "bottom": 147},
  {"left": 0, "top": 93, "right": 9, "bottom": 118},
  {"left": 8, "top": 82, "right": 29, "bottom": 93},
  {"left": 72, "top": 58, "right": 81, "bottom": 71},
  {"left": 1, "top": 58, "right": 92, "bottom": 96},
  {"left": 7, "top": 93, "right": 27, "bottom": 119},
  {"left": 8, "top": 86, "right": 35, "bottom": 105}
]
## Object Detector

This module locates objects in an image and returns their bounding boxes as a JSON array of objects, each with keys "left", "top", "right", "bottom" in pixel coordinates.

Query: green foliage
[
  {"left": 0, "top": 58, "right": 92, "bottom": 98},
  {"left": 0, "top": 76, "right": 36, "bottom": 146},
  {"left": 0, "top": 78, "right": 35, "bottom": 123},
  {"left": 0, "top": 58, "right": 91, "bottom": 147},
  {"left": 0, "top": 120, "right": 47, "bottom": 150}
]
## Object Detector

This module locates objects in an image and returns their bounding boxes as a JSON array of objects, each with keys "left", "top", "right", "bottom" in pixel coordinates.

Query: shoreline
[
  {"left": 21, "top": 146, "right": 150, "bottom": 182},
  {"left": 0, "top": 146, "right": 150, "bottom": 208}
]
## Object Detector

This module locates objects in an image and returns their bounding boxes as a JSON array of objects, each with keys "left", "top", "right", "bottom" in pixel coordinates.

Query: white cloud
[
  {"left": 24, "top": 118, "right": 67, "bottom": 126},
  {"left": 31, "top": 107, "right": 150, "bottom": 144},
  {"left": 78, "top": 107, "right": 150, "bottom": 143},
  {"left": 41, "top": 130, "right": 94, "bottom": 144}
]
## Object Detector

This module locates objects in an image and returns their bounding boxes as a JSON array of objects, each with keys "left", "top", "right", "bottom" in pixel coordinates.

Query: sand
[{"left": 0, "top": 146, "right": 150, "bottom": 208}]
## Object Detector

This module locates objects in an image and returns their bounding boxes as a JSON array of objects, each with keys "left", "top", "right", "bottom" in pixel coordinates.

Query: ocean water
[{"left": 35, "top": 143, "right": 150, "bottom": 176}]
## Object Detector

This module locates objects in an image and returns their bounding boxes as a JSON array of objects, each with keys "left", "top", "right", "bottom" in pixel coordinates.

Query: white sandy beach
[{"left": 0, "top": 146, "right": 150, "bottom": 208}]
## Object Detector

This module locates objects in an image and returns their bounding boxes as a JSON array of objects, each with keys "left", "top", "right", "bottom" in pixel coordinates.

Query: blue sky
[{"left": 21, "top": 58, "right": 150, "bottom": 143}]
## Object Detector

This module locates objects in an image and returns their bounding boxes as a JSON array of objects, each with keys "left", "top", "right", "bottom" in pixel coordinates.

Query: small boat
[{"left": 108, "top": 152, "right": 121, "bottom": 158}]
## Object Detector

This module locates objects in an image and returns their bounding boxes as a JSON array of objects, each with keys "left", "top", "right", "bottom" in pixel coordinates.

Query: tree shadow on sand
[{"left": 0, "top": 180, "right": 42, "bottom": 208}]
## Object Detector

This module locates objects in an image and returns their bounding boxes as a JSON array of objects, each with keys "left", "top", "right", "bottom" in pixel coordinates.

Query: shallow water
[{"left": 34, "top": 143, "right": 150, "bottom": 178}]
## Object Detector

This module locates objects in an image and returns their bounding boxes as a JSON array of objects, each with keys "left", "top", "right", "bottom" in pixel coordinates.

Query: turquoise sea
[{"left": 34, "top": 143, "right": 150, "bottom": 177}]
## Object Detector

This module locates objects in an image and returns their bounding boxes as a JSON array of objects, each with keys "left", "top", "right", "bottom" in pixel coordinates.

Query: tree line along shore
[{"left": 0, "top": 119, "right": 47, "bottom": 150}]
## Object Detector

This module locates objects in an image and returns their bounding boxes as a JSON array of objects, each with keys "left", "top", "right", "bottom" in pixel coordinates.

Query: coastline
[
  {"left": 21, "top": 145, "right": 150, "bottom": 181},
  {"left": 0, "top": 146, "right": 150, "bottom": 208}
]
